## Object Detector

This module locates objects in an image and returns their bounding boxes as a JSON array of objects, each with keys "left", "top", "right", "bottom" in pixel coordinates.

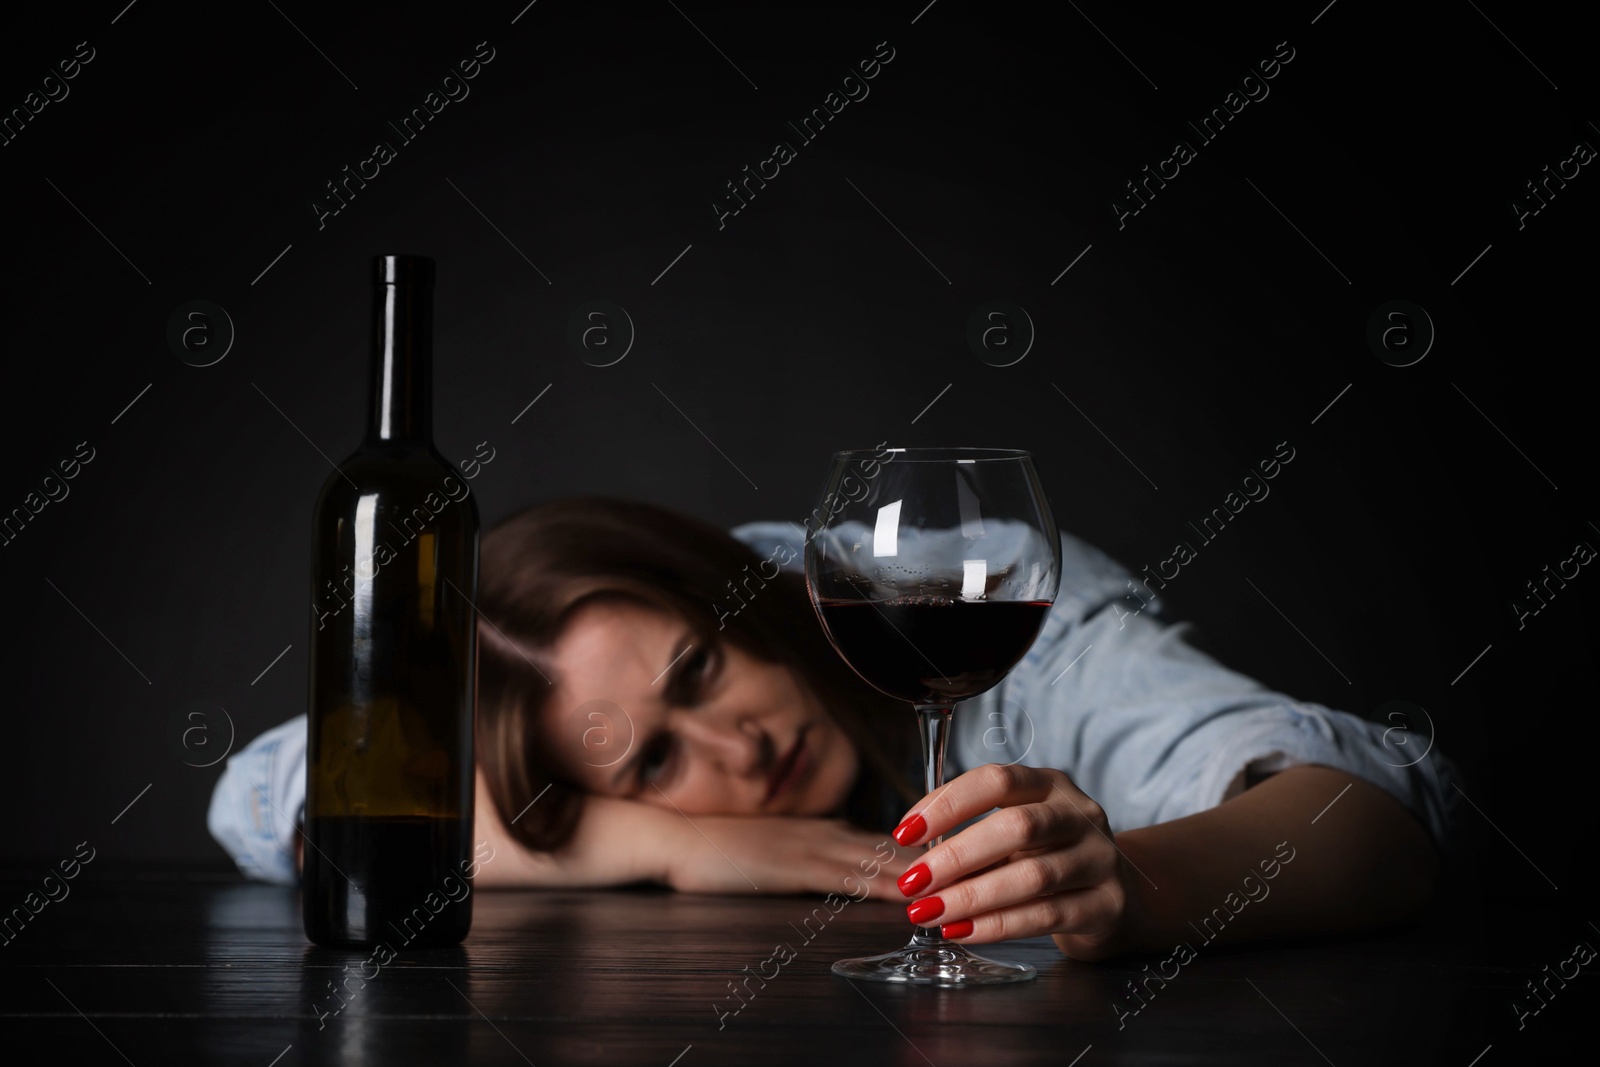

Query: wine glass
[{"left": 804, "top": 447, "right": 1060, "bottom": 986}]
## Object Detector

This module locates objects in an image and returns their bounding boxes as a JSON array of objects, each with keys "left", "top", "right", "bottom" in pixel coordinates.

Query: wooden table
[{"left": 0, "top": 871, "right": 1583, "bottom": 1065}]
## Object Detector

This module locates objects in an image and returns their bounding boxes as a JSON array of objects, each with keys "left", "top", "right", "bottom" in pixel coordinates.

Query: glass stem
[{"left": 911, "top": 703, "right": 955, "bottom": 946}]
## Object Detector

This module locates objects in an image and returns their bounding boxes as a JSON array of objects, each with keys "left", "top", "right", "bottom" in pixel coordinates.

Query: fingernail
[
  {"left": 906, "top": 896, "right": 945, "bottom": 924},
  {"left": 897, "top": 863, "right": 931, "bottom": 897},
  {"left": 940, "top": 919, "right": 974, "bottom": 940},
  {"left": 892, "top": 814, "right": 927, "bottom": 847}
]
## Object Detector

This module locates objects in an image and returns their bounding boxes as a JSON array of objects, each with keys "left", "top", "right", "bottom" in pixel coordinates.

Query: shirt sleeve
[
  {"left": 951, "top": 534, "right": 1461, "bottom": 853},
  {"left": 727, "top": 520, "right": 809, "bottom": 569},
  {"left": 205, "top": 714, "right": 308, "bottom": 885}
]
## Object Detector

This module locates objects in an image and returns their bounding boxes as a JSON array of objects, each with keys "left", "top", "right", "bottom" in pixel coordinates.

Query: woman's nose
[{"left": 676, "top": 713, "right": 772, "bottom": 777}]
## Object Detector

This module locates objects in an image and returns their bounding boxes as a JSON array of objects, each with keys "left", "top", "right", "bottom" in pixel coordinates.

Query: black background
[{"left": 1, "top": 0, "right": 1592, "bottom": 927}]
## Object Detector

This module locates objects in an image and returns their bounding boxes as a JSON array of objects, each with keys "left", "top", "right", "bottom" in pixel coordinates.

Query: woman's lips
[{"left": 765, "top": 726, "right": 810, "bottom": 805}]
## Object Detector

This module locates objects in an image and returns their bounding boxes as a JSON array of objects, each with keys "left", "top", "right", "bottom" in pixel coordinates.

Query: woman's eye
[
  {"left": 685, "top": 648, "right": 710, "bottom": 679},
  {"left": 639, "top": 734, "right": 675, "bottom": 783},
  {"left": 673, "top": 645, "right": 717, "bottom": 700}
]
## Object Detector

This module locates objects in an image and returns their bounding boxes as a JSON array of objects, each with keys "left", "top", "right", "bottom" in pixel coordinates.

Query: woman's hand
[
  {"left": 891, "top": 763, "right": 1137, "bottom": 961},
  {"left": 663, "top": 815, "right": 918, "bottom": 901}
]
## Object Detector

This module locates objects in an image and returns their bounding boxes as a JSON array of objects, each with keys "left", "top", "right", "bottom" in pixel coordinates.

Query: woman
[{"left": 209, "top": 496, "right": 1455, "bottom": 961}]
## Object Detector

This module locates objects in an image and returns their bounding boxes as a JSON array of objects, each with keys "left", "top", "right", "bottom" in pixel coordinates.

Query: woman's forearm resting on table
[
  {"left": 1112, "top": 764, "right": 1440, "bottom": 955},
  {"left": 410, "top": 770, "right": 915, "bottom": 899},
  {"left": 295, "top": 771, "right": 678, "bottom": 888}
]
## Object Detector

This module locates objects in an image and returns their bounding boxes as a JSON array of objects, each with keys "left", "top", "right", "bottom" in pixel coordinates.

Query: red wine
[
  {"left": 303, "top": 816, "right": 470, "bottom": 948},
  {"left": 815, "top": 597, "right": 1051, "bottom": 704},
  {"left": 304, "top": 255, "right": 478, "bottom": 948}
]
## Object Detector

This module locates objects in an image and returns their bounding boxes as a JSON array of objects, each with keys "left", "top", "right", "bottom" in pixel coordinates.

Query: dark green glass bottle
[{"left": 303, "top": 255, "right": 478, "bottom": 948}]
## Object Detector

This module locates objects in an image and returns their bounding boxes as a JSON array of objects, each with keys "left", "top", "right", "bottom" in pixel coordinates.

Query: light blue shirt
[{"left": 208, "top": 523, "right": 1459, "bottom": 884}]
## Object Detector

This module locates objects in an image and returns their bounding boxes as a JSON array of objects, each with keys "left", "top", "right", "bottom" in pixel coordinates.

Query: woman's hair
[{"left": 475, "top": 495, "right": 915, "bottom": 852}]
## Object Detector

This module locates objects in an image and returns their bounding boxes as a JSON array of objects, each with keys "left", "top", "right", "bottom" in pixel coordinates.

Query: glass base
[{"left": 832, "top": 933, "right": 1036, "bottom": 986}]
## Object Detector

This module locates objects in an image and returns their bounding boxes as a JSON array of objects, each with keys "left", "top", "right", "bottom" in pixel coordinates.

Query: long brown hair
[{"left": 475, "top": 496, "right": 916, "bottom": 852}]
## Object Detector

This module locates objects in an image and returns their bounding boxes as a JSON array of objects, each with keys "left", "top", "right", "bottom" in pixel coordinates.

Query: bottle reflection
[
  {"left": 295, "top": 942, "right": 472, "bottom": 1064},
  {"left": 202, "top": 882, "right": 482, "bottom": 1062}
]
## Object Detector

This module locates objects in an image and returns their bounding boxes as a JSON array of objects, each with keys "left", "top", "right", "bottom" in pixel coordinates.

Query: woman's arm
[
  {"left": 473, "top": 763, "right": 916, "bottom": 899},
  {"left": 1105, "top": 763, "right": 1437, "bottom": 954},
  {"left": 298, "top": 767, "right": 916, "bottom": 900},
  {"left": 240, "top": 712, "right": 909, "bottom": 895},
  {"left": 890, "top": 762, "right": 1438, "bottom": 961},
  {"left": 895, "top": 540, "right": 1457, "bottom": 959},
  {"left": 468, "top": 769, "right": 677, "bottom": 888},
  {"left": 292, "top": 768, "right": 688, "bottom": 887},
  {"left": 292, "top": 769, "right": 677, "bottom": 887}
]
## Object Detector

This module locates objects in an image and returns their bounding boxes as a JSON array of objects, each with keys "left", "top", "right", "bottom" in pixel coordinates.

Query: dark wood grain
[{"left": 0, "top": 872, "right": 1586, "bottom": 1065}]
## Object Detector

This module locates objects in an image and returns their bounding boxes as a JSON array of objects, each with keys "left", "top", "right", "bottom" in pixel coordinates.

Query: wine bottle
[{"left": 303, "top": 254, "right": 478, "bottom": 948}]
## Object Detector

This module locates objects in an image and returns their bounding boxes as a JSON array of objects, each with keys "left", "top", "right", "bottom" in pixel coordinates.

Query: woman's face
[{"left": 535, "top": 597, "right": 860, "bottom": 816}]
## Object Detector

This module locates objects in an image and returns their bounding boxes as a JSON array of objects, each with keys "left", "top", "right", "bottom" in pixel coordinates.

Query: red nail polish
[
  {"left": 906, "top": 896, "right": 945, "bottom": 924},
  {"left": 940, "top": 920, "right": 974, "bottom": 940},
  {"left": 897, "top": 863, "right": 931, "bottom": 897},
  {"left": 892, "top": 814, "right": 927, "bottom": 846}
]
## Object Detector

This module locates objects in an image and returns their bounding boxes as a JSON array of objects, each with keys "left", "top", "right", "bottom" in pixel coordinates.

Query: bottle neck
[{"left": 367, "top": 272, "right": 433, "bottom": 444}]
